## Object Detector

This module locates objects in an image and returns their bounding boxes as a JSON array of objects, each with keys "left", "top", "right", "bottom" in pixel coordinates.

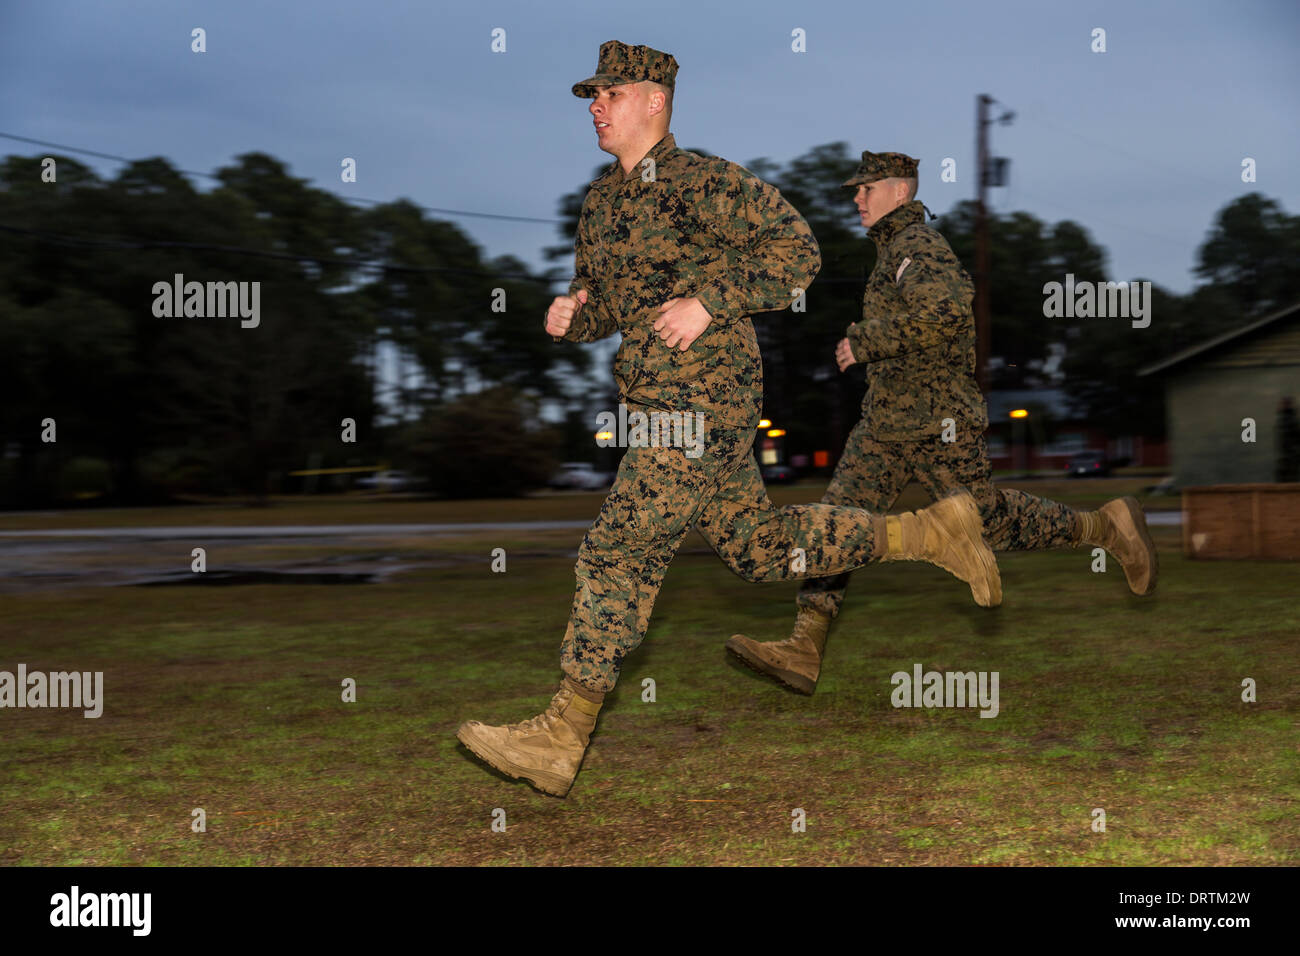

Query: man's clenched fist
[
  {"left": 654, "top": 297, "right": 712, "bottom": 351},
  {"left": 545, "top": 289, "right": 588, "bottom": 339},
  {"left": 836, "top": 323, "right": 859, "bottom": 372}
]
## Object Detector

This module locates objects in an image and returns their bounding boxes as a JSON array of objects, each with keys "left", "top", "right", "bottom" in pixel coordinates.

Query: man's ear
[{"left": 648, "top": 89, "right": 665, "bottom": 116}]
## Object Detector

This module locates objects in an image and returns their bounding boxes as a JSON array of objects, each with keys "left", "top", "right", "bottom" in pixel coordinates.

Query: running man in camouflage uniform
[
  {"left": 726, "top": 151, "right": 1159, "bottom": 695},
  {"left": 456, "top": 45, "right": 1002, "bottom": 797}
]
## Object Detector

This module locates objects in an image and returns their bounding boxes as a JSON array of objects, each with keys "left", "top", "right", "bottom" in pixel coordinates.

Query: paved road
[
  {"left": 1144, "top": 511, "right": 1181, "bottom": 526},
  {"left": 0, "top": 511, "right": 1181, "bottom": 593},
  {"left": 0, "top": 521, "right": 595, "bottom": 539},
  {"left": 0, "top": 511, "right": 1182, "bottom": 539},
  {"left": 0, "top": 520, "right": 594, "bottom": 592}
]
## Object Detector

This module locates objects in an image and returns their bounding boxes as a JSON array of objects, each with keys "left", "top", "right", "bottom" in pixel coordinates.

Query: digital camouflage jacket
[
  {"left": 847, "top": 200, "right": 988, "bottom": 441},
  {"left": 565, "top": 133, "right": 821, "bottom": 428}
]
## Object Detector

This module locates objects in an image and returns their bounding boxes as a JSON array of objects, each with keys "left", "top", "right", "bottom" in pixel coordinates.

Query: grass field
[{"left": 1, "top": 484, "right": 1296, "bottom": 866}]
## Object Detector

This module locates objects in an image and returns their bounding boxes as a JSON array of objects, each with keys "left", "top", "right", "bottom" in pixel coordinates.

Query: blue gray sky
[{"left": 2, "top": 0, "right": 1298, "bottom": 294}]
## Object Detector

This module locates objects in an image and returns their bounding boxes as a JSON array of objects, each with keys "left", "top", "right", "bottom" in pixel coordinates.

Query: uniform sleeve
[
  {"left": 563, "top": 199, "right": 620, "bottom": 343},
  {"left": 691, "top": 167, "right": 822, "bottom": 325},
  {"left": 848, "top": 230, "right": 973, "bottom": 362}
]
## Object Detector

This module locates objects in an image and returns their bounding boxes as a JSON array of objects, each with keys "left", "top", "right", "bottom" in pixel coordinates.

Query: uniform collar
[
  {"left": 589, "top": 133, "right": 678, "bottom": 188},
  {"left": 868, "top": 199, "right": 925, "bottom": 246}
]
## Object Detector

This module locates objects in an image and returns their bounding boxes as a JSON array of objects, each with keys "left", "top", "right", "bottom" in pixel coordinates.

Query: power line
[
  {"left": 1015, "top": 107, "right": 1228, "bottom": 193},
  {"left": 6, "top": 132, "right": 1186, "bottom": 286},
  {"left": 1005, "top": 189, "right": 1201, "bottom": 251},
  {"left": 0, "top": 224, "right": 881, "bottom": 285},
  {"left": 0, "top": 131, "right": 566, "bottom": 226},
  {"left": 0, "top": 224, "right": 559, "bottom": 281}
]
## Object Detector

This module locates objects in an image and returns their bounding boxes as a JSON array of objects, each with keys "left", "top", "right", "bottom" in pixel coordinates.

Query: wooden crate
[{"left": 1182, "top": 483, "right": 1300, "bottom": 559}]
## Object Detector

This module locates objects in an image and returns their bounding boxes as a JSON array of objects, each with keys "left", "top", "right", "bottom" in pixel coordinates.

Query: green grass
[{"left": 1, "top": 504, "right": 1295, "bottom": 865}]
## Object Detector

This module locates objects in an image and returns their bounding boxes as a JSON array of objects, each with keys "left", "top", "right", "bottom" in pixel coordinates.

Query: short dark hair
[{"left": 646, "top": 80, "right": 673, "bottom": 123}]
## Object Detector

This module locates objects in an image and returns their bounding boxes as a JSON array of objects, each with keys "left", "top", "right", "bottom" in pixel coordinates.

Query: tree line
[{"left": 2, "top": 145, "right": 1296, "bottom": 506}]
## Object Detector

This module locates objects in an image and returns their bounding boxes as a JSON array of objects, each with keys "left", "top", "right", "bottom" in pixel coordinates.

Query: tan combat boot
[
  {"left": 879, "top": 493, "right": 1002, "bottom": 607},
  {"left": 726, "top": 607, "right": 831, "bottom": 695},
  {"left": 456, "top": 676, "right": 603, "bottom": 797},
  {"left": 1076, "top": 497, "right": 1158, "bottom": 595}
]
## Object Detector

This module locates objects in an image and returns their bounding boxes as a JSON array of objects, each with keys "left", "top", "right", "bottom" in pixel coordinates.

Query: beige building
[{"left": 1139, "top": 303, "right": 1300, "bottom": 487}]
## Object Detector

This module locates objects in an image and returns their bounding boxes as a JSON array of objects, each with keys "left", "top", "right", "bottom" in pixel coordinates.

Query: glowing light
[
  {"left": 767, "top": 428, "right": 787, "bottom": 438},
  {"left": 1009, "top": 409, "right": 1029, "bottom": 419}
]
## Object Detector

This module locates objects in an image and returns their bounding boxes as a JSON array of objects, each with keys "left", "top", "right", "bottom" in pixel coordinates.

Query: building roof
[{"left": 1138, "top": 300, "right": 1300, "bottom": 376}]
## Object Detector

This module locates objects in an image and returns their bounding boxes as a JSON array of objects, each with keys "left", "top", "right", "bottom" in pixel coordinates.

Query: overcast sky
[{"left": 2, "top": 0, "right": 1297, "bottom": 296}]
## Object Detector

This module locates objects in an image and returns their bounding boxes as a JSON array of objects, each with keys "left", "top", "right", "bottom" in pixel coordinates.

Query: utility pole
[
  {"left": 974, "top": 93, "right": 992, "bottom": 397},
  {"left": 974, "top": 94, "right": 1014, "bottom": 397}
]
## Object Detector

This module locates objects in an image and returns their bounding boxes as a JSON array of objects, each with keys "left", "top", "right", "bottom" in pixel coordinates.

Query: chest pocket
[{"left": 863, "top": 260, "right": 905, "bottom": 318}]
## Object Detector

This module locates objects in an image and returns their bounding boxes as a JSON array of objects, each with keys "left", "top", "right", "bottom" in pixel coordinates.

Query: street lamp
[{"left": 1009, "top": 409, "right": 1028, "bottom": 475}]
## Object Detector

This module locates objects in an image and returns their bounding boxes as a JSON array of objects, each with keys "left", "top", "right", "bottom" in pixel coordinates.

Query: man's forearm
[
  {"left": 849, "top": 301, "right": 966, "bottom": 362},
  {"left": 695, "top": 234, "right": 821, "bottom": 324},
  {"left": 694, "top": 171, "right": 822, "bottom": 324},
  {"left": 563, "top": 282, "right": 619, "bottom": 342}
]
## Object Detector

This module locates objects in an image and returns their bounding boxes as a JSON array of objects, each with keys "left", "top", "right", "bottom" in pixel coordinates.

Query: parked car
[
  {"left": 1065, "top": 451, "right": 1111, "bottom": 478},
  {"left": 550, "top": 462, "right": 612, "bottom": 491},
  {"left": 355, "top": 469, "right": 419, "bottom": 490},
  {"left": 762, "top": 464, "right": 798, "bottom": 484}
]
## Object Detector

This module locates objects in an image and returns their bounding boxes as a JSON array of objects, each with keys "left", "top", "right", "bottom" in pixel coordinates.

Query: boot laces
[
  {"left": 774, "top": 614, "right": 823, "bottom": 651},
  {"left": 510, "top": 693, "right": 566, "bottom": 736}
]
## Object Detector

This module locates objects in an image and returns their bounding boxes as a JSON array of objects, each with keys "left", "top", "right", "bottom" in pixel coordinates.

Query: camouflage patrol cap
[
  {"left": 843, "top": 150, "right": 920, "bottom": 187},
  {"left": 572, "top": 40, "right": 678, "bottom": 97}
]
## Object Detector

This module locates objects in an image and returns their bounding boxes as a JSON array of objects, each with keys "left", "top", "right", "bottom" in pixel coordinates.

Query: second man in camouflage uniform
[{"left": 727, "top": 151, "right": 1159, "bottom": 695}]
